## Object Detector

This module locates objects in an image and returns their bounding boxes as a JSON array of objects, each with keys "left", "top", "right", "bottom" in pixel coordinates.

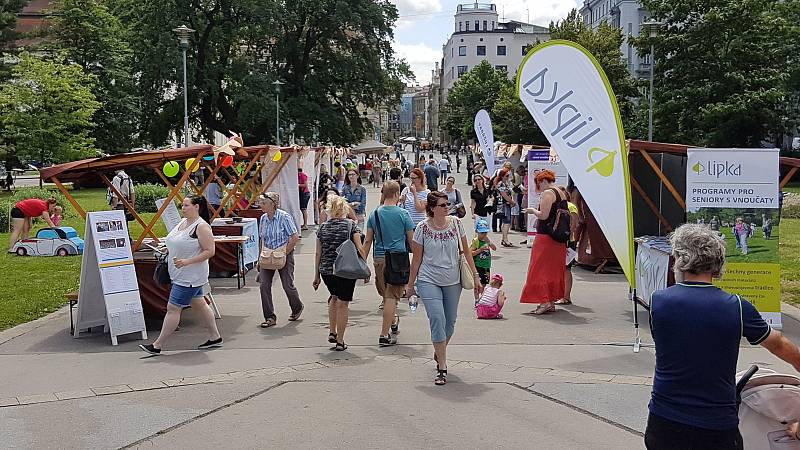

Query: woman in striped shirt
[{"left": 399, "top": 168, "right": 429, "bottom": 227}]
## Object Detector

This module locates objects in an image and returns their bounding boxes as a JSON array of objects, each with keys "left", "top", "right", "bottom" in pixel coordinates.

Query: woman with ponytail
[{"left": 140, "top": 195, "right": 222, "bottom": 355}]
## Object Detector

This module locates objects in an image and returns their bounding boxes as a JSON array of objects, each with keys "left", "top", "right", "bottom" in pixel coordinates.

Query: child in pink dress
[
  {"left": 476, "top": 273, "right": 506, "bottom": 319},
  {"left": 50, "top": 206, "right": 63, "bottom": 226}
]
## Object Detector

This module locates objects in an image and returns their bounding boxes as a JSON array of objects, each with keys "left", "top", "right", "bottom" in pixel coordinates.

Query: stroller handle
[{"left": 736, "top": 365, "right": 759, "bottom": 408}]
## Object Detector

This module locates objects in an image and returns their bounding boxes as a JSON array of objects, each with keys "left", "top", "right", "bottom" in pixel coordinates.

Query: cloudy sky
[{"left": 390, "top": 0, "right": 582, "bottom": 84}]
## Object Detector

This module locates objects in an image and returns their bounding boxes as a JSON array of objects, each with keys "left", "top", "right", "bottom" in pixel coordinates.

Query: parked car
[{"left": 12, "top": 227, "right": 85, "bottom": 257}]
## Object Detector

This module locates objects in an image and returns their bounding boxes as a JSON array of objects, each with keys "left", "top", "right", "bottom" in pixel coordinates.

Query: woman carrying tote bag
[
  {"left": 313, "top": 195, "right": 368, "bottom": 351},
  {"left": 406, "top": 191, "right": 483, "bottom": 386}
]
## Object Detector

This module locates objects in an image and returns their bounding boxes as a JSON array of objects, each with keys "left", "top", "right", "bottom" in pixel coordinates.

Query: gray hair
[{"left": 669, "top": 224, "right": 726, "bottom": 278}]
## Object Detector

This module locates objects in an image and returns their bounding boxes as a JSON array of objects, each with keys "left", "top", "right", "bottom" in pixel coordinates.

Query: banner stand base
[{"left": 604, "top": 288, "right": 653, "bottom": 353}]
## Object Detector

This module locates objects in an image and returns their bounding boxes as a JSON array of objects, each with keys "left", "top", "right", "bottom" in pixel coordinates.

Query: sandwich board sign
[{"left": 74, "top": 210, "right": 147, "bottom": 345}]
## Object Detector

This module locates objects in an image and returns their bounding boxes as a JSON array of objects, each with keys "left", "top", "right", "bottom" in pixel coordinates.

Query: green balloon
[{"left": 163, "top": 161, "right": 180, "bottom": 177}]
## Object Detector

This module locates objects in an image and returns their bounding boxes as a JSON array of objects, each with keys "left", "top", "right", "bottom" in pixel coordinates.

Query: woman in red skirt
[{"left": 520, "top": 170, "right": 568, "bottom": 315}]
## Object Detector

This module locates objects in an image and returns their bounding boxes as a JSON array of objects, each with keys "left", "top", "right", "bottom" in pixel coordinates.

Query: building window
[
  {"left": 495, "top": 65, "right": 507, "bottom": 72},
  {"left": 497, "top": 45, "right": 506, "bottom": 56},
  {"left": 483, "top": 20, "right": 487, "bottom": 31},
  {"left": 459, "top": 22, "right": 462, "bottom": 31},
  {"left": 477, "top": 45, "right": 486, "bottom": 56},
  {"left": 458, "top": 46, "right": 467, "bottom": 56},
  {"left": 451, "top": 67, "right": 454, "bottom": 79},
  {"left": 491, "top": 21, "right": 495, "bottom": 30},
  {"left": 457, "top": 66, "right": 468, "bottom": 77},
  {"left": 475, "top": 20, "right": 479, "bottom": 30},
  {"left": 466, "top": 21, "right": 470, "bottom": 31}
]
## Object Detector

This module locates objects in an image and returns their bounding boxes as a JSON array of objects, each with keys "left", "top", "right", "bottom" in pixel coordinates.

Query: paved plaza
[{"left": 1, "top": 181, "right": 799, "bottom": 449}]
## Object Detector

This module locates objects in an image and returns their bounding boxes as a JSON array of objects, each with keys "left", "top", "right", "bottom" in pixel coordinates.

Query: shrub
[
  {"left": 134, "top": 183, "right": 172, "bottom": 213},
  {"left": 784, "top": 204, "right": 800, "bottom": 219},
  {"left": 0, "top": 187, "right": 70, "bottom": 231}
]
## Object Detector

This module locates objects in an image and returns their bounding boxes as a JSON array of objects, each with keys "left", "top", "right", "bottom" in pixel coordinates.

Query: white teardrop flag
[
  {"left": 517, "top": 40, "right": 635, "bottom": 287},
  {"left": 474, "top": 109, "right": 495, "bottom": 176}
]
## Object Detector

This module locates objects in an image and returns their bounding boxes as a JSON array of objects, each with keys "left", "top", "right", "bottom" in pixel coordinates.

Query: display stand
[{"left": 74, "top": 210, "right": 147, "bottom": 345}]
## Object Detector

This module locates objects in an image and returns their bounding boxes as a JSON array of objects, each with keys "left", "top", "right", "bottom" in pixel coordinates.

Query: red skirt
[{"left": 520, "top": 234, "right": 566, "bottom": 304}]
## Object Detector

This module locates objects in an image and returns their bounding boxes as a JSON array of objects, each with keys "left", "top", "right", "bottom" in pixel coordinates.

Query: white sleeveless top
[
  {"left": 166, "top": 218, "right": 209, "bottom": 287},
  {"left": 477, "top": 286, "right": 500, "bottom": 307}
]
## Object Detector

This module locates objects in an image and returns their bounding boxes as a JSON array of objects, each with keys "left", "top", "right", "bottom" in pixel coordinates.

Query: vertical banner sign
[
  {"left": 517, "top": 40, "right": 636, "bottom": 287},
  {"left": 474, "top": 109, "right": 495, "bottom": 176},
  {"left": 527, "top": 149, "right": 569, "bottom": 245},
  {"left": 686, "top": 148, "right": 781, "bottom": 328}
]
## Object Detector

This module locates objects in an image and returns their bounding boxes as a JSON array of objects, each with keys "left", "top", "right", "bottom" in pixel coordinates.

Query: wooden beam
[
  {"left": 180, "top": 169, "right": 204, "bottom": 196},
  {"left": 247, "top": 151, "right": 291, "bottom": 206},
  {"left": 631, "top": 175, "right": 674, "bottom": 234},
  {"left": 134, "top": 148, "right": 207, "bottom": 251},
  {"left": 99, "top": 173, "right": 159, "bottom": 242},
  {"left": 155, "top": 170, "right": 185, "bottom": 203},
  {"left": 51, "top": 177, "right": 86, "bottom": 219},
  {"left": 219, "top": 148, "right": 265, "bottom": 219},
  {"left": 637, "top": 149, "right": 686, "bottom": 210},
  {"left": 780, "top": 167, "right": 798, "bottom": 189}
]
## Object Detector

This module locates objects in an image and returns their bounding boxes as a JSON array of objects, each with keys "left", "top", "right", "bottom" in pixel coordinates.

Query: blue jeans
[{"left": 416, "top": 282, "right": 461, "bottom": 343}]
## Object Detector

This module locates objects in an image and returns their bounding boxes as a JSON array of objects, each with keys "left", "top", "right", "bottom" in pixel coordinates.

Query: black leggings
[
  {"left": 10, "top": 207, "right": 25, "bottom": 219},
  {"left": 644, "top": 413, "right": 743, "bottom": 450}
]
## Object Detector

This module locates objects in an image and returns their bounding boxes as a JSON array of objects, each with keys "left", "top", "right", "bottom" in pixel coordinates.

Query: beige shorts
[{"left": 373, "top": 258, "right": 405, "bottom": 302}]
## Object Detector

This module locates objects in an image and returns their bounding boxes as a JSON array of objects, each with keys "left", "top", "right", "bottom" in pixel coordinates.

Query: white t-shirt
[
  {"left": 439, "top": 159, "right": 450, "bottom": 171},
  {"left": 413, "top": 217, "right": 466, "bottom": 286}
]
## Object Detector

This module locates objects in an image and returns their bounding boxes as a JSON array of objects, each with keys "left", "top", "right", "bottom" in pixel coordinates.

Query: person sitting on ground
[
  {"left": 645, "top": 223, "right": 800, "bottom": 450},
  {"left": 476, "top": 274, "right": 506, "bottom": 320},
  {"left": 50, "top": 206, "right": 63, "bottom": 227}
]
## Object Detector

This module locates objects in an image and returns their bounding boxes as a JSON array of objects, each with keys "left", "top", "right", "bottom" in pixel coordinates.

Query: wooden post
[
  {"left": 51, "top": 177, "right": 86, "bottom": 219},
  {"left": 631, "top": 176, "right": 674, "bottom": 233},
  {"left": 134, "top": 148, "right": 208, "bottom": 250},
  {"left": 780, "top": 167, "right": 798, "bottom": 189},
  {"left": 99, "top": 173, "right": 160, "bottom": 242},
  {"left": 637, "top": 149, "right": 686, "bottom": 210},
  {"left": 155, "top": 170, "right": 185, "bottom": 203}
]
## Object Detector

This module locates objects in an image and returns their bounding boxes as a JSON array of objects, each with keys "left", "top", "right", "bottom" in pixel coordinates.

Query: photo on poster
[
  {"left": 96, "top": 221, "right": 110, "bottom": 232},
  {"left": 686, "top": 207, "right": 779, "bottom": 264},
  {"left": 99, "top": 238, "right": 118, "bottom": 250},
  {"left": 115, "top": 238, "right": 127, "bottom": 248}
]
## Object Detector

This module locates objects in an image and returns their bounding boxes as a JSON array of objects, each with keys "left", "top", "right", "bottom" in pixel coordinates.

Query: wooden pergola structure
[{"left": 40, "top": 144, "right": 336, "bottom": 251}]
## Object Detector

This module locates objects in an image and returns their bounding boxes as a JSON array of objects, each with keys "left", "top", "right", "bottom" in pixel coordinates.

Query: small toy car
[{"left": 12, "top": 227, "right": 85, "bottom": 256}]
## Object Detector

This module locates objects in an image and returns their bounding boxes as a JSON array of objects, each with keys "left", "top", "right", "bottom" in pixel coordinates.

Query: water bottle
[{"left": 408, "top": 295, "right": 419, "bottom": 314}]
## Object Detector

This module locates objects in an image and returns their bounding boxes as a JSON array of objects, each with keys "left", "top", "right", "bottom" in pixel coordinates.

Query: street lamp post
[
  {"left": 642, "top": 20, "right": 663, "bottom": 143},
  {"left": 172, "top": 25, "right": 195, "bottom": 148},
  {"left": 272, "top": 80, "right": 284, "bottom": 145}
]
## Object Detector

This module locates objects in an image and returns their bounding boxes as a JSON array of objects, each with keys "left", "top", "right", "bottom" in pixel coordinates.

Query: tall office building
[{"left": 579, "top": 0, "right": 651, "bottom": 78}]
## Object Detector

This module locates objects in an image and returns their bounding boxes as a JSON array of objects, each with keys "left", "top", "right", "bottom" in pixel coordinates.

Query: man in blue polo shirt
[{"left": 647, "top": 224, "right": 800, "bottom": 449}]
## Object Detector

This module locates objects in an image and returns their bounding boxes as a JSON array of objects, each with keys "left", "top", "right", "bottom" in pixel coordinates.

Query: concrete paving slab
[{"left": 128, "top": 381, "right": 643, "bottom": 449}]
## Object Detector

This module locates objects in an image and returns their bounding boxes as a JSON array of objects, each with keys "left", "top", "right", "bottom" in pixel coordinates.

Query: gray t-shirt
[{"left": 413, "top": 217, "right": 466, "bottom": 286}]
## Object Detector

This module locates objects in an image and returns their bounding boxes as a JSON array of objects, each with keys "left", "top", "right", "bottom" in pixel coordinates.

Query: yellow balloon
[
  {"left": 272, "top": 151, "right": 282, "bottom": 162},
  {"left": 185, "top": 158, "right": 200, "bottom": 173},
  {"left": 163, "top": 161, "right": 180, "bottom": 177}
]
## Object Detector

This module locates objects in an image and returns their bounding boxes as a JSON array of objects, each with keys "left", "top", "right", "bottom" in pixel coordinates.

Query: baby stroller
[{"left": 737, "top": 366, "right": 800, "bottom": 449}]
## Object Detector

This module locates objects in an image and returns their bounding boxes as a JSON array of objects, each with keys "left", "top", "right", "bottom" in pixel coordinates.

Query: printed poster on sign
[{"left": 686, "top": 148, "right": 781, "bottom": 328}]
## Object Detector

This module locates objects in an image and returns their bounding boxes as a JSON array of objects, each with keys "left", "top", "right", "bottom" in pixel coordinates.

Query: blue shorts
[{"left": 169, "top": 284, "right": 204, "bottom": 308}]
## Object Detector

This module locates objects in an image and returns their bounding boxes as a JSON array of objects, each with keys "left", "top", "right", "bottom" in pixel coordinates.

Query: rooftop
[{"left": 457, "top": 3, "right": 497, "bottom": 13}]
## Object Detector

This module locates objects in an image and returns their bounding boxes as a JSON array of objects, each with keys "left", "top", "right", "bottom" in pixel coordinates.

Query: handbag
[
  {"left": 333, "top": 220, "right": 371, "bottom": 279},
  {"left": 454, "top": 218, "right": 475, "bottom": 290},
  {"left": 454, "top": 189, "right": 466, "bottom": 218},
  {"left": 373, "top": 208, "right": 410, "bottom": 286},
  {"left": 259, "top": 245, "right": 287, "bottom": 270},
  {"left": 153, "top": 252, "right": 171, "bottom": 285}
]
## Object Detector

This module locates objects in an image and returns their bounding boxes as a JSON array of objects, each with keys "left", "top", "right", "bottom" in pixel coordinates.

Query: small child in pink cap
[{"left": 476, "top": 273, "right": 506, "bottom": 319}]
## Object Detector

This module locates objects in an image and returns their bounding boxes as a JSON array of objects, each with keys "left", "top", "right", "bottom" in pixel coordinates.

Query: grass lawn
[
  {"left": 781, "top": 218, "right": 800, "bottom": 305},
  {"left": 0, "top": 188, "right": 166, "bottom": 331}
]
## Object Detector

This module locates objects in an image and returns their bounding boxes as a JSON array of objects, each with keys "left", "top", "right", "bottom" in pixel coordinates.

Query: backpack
[{"left": 538, "top": 189, "right": 571, "bottom": 244}]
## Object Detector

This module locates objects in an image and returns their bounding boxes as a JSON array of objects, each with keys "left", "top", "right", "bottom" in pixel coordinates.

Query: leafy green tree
[
  {"left": 49, "top": 0, "right": 141, "bottom": 154},
  {"left": 492, "top": 78, "right": 547, "bottom": 144},
  {"left": 440, "top": 60, "right": 509, "bottom": 140},
  {"left": 549, "top": 9, "right": 641, "bottom": 132},
  {"left": 0, "top": 0, "right": 27, "bottom": 52},
  {"left": 0, "top": 52, "right": 100, "bottom": 165},
  {"left": 106, "top": 0, "right": 410, "bottom": 147},
  {"left": 638, "top": 0, "right": 796, "bottom": 147}
]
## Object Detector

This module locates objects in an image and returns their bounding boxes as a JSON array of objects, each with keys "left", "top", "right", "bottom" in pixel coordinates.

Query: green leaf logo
[{"left": 692, "top": 162, "right": 703, "bottom": 174}]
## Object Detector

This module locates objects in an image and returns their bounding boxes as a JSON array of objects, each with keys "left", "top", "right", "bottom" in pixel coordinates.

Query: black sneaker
[
  {"left": 139, "top": 344, "right": 161, "bottom": 355},
  {"left": 198, "top": 337, "right": 223, "bottom": 349},
  {"left": 379, "top": 335, "right": 397, "bottom": 347},
  {"left": 390, "top": 315, "right": 400, "bottom": 335}
]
